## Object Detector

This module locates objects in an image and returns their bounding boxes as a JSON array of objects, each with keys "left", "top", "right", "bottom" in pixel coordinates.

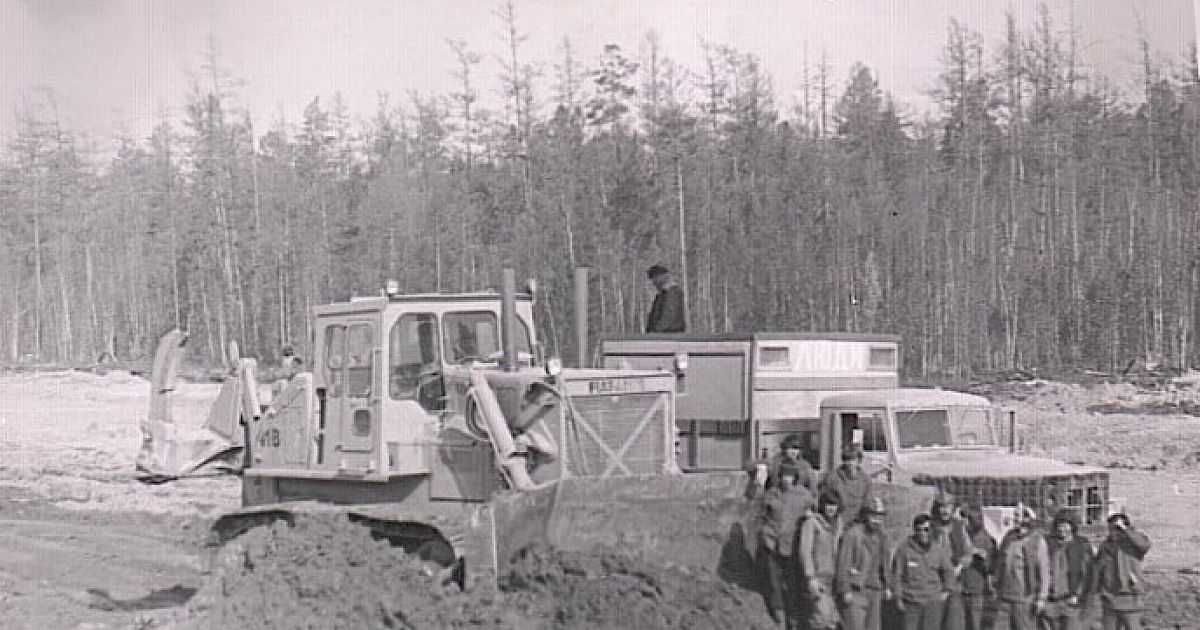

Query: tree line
[{"left": 1, "top": 6, "right": 1197, "bottom": 378}]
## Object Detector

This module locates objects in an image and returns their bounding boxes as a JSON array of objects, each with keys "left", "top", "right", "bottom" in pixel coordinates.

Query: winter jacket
[
  {"left": 798, "top": 513, "right": 841, "bottom": 580},
  {"left": 819, "top": 465, "right": 872, "bottom": 522},
  {"left": 1046, "top": 534, "right": 1091, "bottom": 600},
  {"left": 1090, "top": 527, "right": 1151, "bottom": 610},
  {"left": 835, "top": 522, "right": 891, "bottom": 595},
  {"left": 760, "top": 452, "right": 818, "bottom": 494},
  {"left": 892, "top": 536, "right": 955, "bottom": 604},
  {"left": 760, "top": 485, "right": 815, "bottom": 556},
  {"left": 993, "top": 529, "right": 1049, "bottom": 604},
  {"left": 646, "top": 284, "right": 685, "bottom": 332}
]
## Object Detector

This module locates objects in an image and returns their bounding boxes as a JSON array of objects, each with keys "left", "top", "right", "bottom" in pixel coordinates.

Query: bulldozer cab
[{"left": 308, "top": 294, "right": 537, "bottom": 477}]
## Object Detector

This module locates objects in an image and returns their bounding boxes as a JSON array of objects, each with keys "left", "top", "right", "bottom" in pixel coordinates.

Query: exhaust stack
[
  {"left": 501, "top": 268, "right": 518, "bottom": 372},
  {"left": 575, "top": 267, "right": 589, "bottom": 368}
]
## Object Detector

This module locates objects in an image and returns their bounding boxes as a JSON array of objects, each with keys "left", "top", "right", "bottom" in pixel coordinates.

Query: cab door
[
  {"left": 324, "top": 321, "right": 380, "bottom": 460},
  {"left": 826, "top": 409, "right": 896, "bottom": 480}
]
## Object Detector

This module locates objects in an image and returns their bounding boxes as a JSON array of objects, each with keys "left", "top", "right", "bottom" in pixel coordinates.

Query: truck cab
[{"left": 819, "top": 389, "right": 1110, "bottom": 538}]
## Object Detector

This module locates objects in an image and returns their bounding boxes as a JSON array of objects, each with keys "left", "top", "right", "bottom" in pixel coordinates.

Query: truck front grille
[{"left": 913, "top": 471, "right": 1109, "bottom": 534}]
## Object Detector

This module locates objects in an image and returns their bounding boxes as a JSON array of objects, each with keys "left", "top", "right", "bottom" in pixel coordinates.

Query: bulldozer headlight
[
  {"left": 385, "top": 279, "right": 400, "bottom": 296},
  {"left": 545, "top": 357, "right": 563, "bottom": 377},
  {"left": 674, "top": 352, "right": 688, "bottom": 372}
]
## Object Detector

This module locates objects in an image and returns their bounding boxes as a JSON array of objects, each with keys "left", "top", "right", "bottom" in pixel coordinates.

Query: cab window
[
  {"left": 840, "top": 412, "right": 888, "bottom": 452},
  {"left": 896, "top": 409, "right": 952, "bottom": 448},
  {"left": 389, "top": 314, "right": 440, "bottom": 401},
  {"left": 442, "top": 311, "right": 532, "bottom": 363},
  {"left": 325, "top": 323, "right": 374, "bottom": 398}
]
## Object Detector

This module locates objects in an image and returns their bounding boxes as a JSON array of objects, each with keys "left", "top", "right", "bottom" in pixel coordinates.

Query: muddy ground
[{"left": 1, "top": 370, "right": 1199, "bottom": 629}]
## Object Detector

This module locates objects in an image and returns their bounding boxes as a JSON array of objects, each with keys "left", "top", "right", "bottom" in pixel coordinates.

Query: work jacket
[
  {"left": 798, "top": 512, "right": 841, "bottom": 580},
  {"left": 1090, "top": 528, "right": 1151, "bottom": 610},
  {"left": 931, "top": 518, "right": 969, "bottom": 592},
  {"left": 892, "top": 536, "right": 955, "bottom": 604},
  {"left": 646, "top": 284, "right": 685, "bottom": 332},
  {"left": 957, "top": 525, "right": 996, "bottom": 596},
  {"left": 1046, "top": 534, "right": 1092, "bottom": 600},
  {"left": 760, "top": 485, "right": 814, "bottom": 557},
  {"left": 993, "top": 528, "right": 1049, "bottom": 604},
  {"left": 753, "top": 452, "right": 818, "bottom": 494},
  {"left": 835, "top": 522, "right": 891, "bottom": 596}
]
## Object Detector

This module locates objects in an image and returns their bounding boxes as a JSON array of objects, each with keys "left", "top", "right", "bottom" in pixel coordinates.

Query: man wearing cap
[
  {"left": 798, "top": 490, "right": 844, "bottom": 629},
  {"left": 1041, "top": 509, "right": 1092, "bottom": 630},
  {"left": 760, "top": 465, "right": 816, "bottom": 627},
  {"left": 892, "top": 513, "right": 957, "bottom": 630},
  {"left": 645, "top": 264, "right": 685, "bottom": 333},
  {"left": 820, "top": 442, "right": 872, "bottom": 524},
  {"left": 1088, "top": 512, "right": 1151, "bottom": 630},
  {"left": 955, "top": 503, "right": 996, "bottom": 630},
  {"left": 835, "top": 496, "right": 893, "bottom": 630},
  {"left": 991, "top": 506, "right": 1049, "bottom": 630},
  {"left": 757, "top": 434, "right": 818, "bottom": 496}
]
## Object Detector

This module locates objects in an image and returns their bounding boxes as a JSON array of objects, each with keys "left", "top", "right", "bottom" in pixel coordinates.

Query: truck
[{"left": 601, "top": 333, "right": 1110, "bottom": 540}]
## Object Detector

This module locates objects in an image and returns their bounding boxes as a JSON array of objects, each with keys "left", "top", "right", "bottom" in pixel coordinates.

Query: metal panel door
[{"left": 325, "top": 322, "right": 379, "bottom": 456}]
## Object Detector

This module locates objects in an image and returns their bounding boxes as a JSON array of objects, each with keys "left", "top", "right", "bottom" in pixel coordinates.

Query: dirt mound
[
  {"left": 175, "top": 515, "right": 776, "bottom": 630},
  {"left": 501, "top": 544, "right": 774, "bottom": 630},
  {"left": 1143, "top": 570, "right": 1200, "bottom": 629}
]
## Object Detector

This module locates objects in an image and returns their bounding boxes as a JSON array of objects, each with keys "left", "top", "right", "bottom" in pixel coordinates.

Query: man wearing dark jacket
[
  {"left": 955, "top": 503, "right": 996, "bottom": 630},
  {"left": 836, "top": 496, "right": 893, "bottom": 630},
  {"left": 1089, "top": 512, "right": 1152, "bottom": 630},
  {"left": 645, "top": 264, "right": 685, "bottom": 332},
  {"left": 1042, "top": 509, "right": 1092, "bottom": 630},
  {"left": 892, "top": 514, "right": 956, "bottom": 630},
  {"left": 820, "top": 442, "right": 872, "bottom": 523},
  {"left": 992, "top": 506, "right": 1049, "bottom": 630}
]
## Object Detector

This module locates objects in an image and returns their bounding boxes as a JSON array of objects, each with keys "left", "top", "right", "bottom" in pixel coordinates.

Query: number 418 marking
[{"left": 257, "top": 428, "right": 281, "bottom": 448}]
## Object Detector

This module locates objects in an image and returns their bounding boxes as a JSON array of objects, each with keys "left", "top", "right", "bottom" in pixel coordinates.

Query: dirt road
[{"left": 2, "top": 370, "right": 1200, "bottom": 628}]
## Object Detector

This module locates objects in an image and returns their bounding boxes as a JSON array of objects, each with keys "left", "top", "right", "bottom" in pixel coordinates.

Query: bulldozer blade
[{"left": 136, "top": 329, "right": 244, "bottom": 480}]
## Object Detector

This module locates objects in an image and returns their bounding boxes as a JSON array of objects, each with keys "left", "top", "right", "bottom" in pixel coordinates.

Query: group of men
[{"left": 754, "top": 437, "right": 1153, "bottom": 630}]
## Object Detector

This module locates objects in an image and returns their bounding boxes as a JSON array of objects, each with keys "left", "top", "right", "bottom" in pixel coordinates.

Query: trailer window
[
  {"left": 895, "top": 410, "right": 951, "bottom": 448},
  {"left": 389, "top": 314, "right": 440, "bottom": 400}
]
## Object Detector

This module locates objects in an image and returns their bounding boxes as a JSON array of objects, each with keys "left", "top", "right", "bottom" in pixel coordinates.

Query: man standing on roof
[{"left": 645, "top": 264, "right": 685, "bottom": 333}]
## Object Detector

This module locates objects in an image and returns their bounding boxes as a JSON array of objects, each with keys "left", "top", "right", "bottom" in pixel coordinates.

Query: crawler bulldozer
[{"left": 140, "top": 271, "right": 781, "bottom": 589}]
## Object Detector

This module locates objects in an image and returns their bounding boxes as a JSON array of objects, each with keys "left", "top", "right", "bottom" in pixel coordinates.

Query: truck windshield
[
  {"left": 895, "top": 410, "right": 952, "bottom": 448},
  {"left": 895, "top": 406, "right": 997, "bottom": 449},
  {"left": 950, "top": 406, "right": 997, "bottom": 446}
]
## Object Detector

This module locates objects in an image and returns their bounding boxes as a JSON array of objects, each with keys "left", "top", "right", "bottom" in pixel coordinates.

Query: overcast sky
[{"left": 1, "top": 0, "right": 1196, "bottom": 155}]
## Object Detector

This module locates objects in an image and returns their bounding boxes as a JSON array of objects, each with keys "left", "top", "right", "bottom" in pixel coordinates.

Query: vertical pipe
[
  {"left": 574, "top": 267, "right": 589, "bottom": 368},
  {"left": 1008, "top": 409, "right": 1018, "bottom": 453},
  {"left": 501, "top": 268, "right": 518, "bottom": 372}
]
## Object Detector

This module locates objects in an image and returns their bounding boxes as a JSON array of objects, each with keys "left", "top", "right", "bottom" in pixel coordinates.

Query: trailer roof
[
  {"left": 602, "top": 331, "right": 901, "bottom": 343},
  {"left": 821, "top": 388, "right": 990, "bottom": 409}
]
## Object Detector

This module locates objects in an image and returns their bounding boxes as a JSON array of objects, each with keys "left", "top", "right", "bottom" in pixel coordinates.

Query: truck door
[
  {"left": 830, "top": 410, "right": 895, "bottom": 480},
  {"left": 325, "top": 321, "right": 379, "bottom": 456}
]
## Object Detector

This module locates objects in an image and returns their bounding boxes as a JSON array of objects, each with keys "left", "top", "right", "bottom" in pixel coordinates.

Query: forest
[{"left": 0, "top": 6, "right": 1197, "bottom": 378}]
